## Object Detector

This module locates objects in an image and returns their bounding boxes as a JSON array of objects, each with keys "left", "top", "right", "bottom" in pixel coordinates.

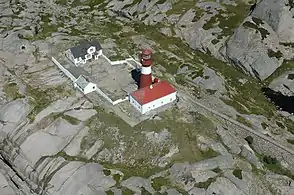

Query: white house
[
  {"left": 74, "top": 75, "right": 97, "bottom": 95},
  {"left": 65, "top": 39, "right": 103, "bottom": 66},
  {"left": 129, "top": 81, "right": 177, "bottom": 114}
]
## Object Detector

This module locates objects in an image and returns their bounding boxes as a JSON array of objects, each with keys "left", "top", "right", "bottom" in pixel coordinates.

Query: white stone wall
[
  {"left": 129, "top": 95, "right": 142, "bottom": 113},
  {"left": 130, "top": 92, "right": 177, "bottom": 114},
  {"left": 141, "top": 92, "right": 177, "bottom": 114}
]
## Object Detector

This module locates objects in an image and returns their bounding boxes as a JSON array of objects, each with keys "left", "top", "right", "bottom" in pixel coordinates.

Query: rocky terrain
[{"left": 0, "top": 0, "right": 294, "bottom": 194}]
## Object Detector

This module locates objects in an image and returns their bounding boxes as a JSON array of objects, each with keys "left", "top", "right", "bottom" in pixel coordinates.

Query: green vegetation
[
  {"left": 61, "top": 114, "right": 80, "bottom": 125},
  {"left": 264, "top": 60, "right": 294, "bottom": 85},
  {"left": 267, "top": 49, "right": 283, "bottom": 59},
  {"left": 3, "top": 83, "right": 25, "bottom": 100},
  {"left": 27, "top": 85, "right": 73, "bottom": 122},
  {"left": 151, "top": 177, "right": 169, "bottom": 191},
  {"left": 194, "top": 177, "right": 217, "bottom": 189},
  {"left": 242, "top": 20, "right": 269, "bottom": 40},
  {"left": 232, "top": 168, "right": 243, "bottom": 179},
  {"left": 259, "top": 155, "right": 294, "bottom": 180},
  {"left": 236, "top": 115, "right": 253, "bottom": 128},
  {"left": 203, "top": 2, "right": 251, "bottom": 38},
  {"left": 166, "top": 0, "right": 197, "bottom": 15},
  {"left": 287, "top": 139, "right": 294, "bottom": 144}
]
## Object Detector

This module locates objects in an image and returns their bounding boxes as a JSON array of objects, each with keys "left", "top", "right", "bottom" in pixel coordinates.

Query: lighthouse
[{"left": 139, "top": 49, "right": 153, "bottom": 89}]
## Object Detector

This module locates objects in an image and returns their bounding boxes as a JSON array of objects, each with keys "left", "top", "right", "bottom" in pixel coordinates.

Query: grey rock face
[
  {"left": 251, "top": 0, "right": 294, "bottom": 43},
  {"left": 206, "top": 177, "right": 246, "bottom": 195},
  {"left": 121, "top": 177, "right": 155, "bottom": 194},
  {"left": 265, "top": 173, "right": 294, "bottom": 195},
  {"left": 223, "top": 16, "right": 283, "bottom": 80},
  {"left": 268, "top": 70, "right": 294, "bottom": 96},
  {"left": 46, "top": 162, "right": 116, "bottom": 195}
]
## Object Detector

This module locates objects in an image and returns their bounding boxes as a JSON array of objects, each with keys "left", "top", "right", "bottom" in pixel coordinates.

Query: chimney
[{"left": 139, "top": 49, "right": 153, "bottom": 89}]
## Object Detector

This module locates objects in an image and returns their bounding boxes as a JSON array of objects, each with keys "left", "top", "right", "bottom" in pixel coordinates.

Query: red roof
[{"left": 130, "top": 81, "right": 176, "bottom": 105}]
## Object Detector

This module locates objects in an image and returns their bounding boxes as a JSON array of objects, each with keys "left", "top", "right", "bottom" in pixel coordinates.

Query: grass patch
[
  {"left": 232, "top": 168, "right": 242, "bottom": 179},
  {"left": 287, "top": 139, "right": 294, "bottom": 144},
  {"left": 236, "top": 115, "right": 253, "bottom": 128},
  {"left": 263, "top": 60, "right": 294, "bottom": 85},
  {"left": 194, "top": 177, "right": 216, "bottom": 189},
  {"left": 267, "top": 49, "right": 283, "bottom": 59},
  {"left": 166, "top": 0, "right": 196, "bottom": 15},
  {"left": 62, "top": 114, "right": 80, "bottom": 125},
  {"left": 3, "top": 83, "right": 25, "bottom": 100},
  {"left": 259, "top": 155, "right": 294, "bottom": 180},
  {"left": 203, "top": 2, "right": 251, "bottom": 38},
  {"left": 27, "top": 85, "right": 72, "bottom": 122},
  {"left": 242, "top": 20, "right": 269, "bottom": 40},
  {"left": 151, "top": 177, "right": 169, "bottom": 191}
]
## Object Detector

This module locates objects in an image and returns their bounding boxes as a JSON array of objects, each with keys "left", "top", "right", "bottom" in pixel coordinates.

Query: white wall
[
  {"left": 141, "top": 92, "right": 177, "bottom": 114},
  {"left": 84, "top": 83, "right": 97, "bottom": 94},
  {"left": 129, "top": 95, "right": 142, "bottom": 113}
]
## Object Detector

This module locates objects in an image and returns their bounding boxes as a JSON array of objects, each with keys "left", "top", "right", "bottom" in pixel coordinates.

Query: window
[
  {"left": 85, "top": 54, "right": 91, "bottom": 59},
  {"left": 161, "top": 101, "right": 163, "bottom": 104},
  {"left": 170, "top": 98, "right": 172, "bottom": 101},
  {"left": 92, "top": 86, "right": 95, "bottom": 89}
]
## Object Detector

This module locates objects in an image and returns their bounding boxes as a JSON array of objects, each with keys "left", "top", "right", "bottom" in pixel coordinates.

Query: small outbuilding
[
  {"left": 65, "top": 39, "right": 102, "bottom": 66},
  {"left": 129, "top": 81, "right": 177, "bottom": 114},
  {"left": 74, "top": 75, "right": 97, "bottom": 95}
]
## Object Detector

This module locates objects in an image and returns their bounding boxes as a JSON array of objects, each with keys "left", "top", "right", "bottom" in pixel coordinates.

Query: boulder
[{"left": 223, "top": 16, "right": 283, "bottom": 80}]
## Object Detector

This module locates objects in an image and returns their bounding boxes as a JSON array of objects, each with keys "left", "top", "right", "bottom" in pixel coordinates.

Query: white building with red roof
[{"left": 129, "top": 80, "right": 177, "bottom": 114}]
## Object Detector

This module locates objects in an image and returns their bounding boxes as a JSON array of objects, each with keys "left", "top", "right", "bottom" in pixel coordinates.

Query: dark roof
[
  {"left": 69, "top": 39, "right": 102, "bottom": 59},
  {"left": 67, "top": 65, "right": 90, "bottom": 79}
]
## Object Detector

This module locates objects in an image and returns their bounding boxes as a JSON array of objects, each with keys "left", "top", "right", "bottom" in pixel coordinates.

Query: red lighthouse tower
[{"left": 139, "top": 49, "right": 153, "bottom": 89}]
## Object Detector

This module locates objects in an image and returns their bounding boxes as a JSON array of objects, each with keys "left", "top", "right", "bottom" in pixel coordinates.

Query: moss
[
  {"left": 166, "top": 0, "right": 196, "bottom": 15},
  {"left": 100, "top": 162, "right": 165, "bottom": 179},
  {"left": 200, "top": 148, "right": 219, "bottom": 159},
  {"left": 27, "top": 85, "right": 73, "bottom": 122},
  {"left": 113, "top": 173, "right": 121, "bottom": 183},
  {"left": 3, "top": 83, "right": 25, "bottom": 100},
  {"left": 264, "top": 60, "right": 294, "bottom": 85},
  {"left": 243, "top": 21, "right": 269, "bottom": 40},
  {"left": 236, "top": 115, "right": 252, "bottom": 128},
  {"left": 232, "top": 168, "right": 243, "bottom": 179},
  {"left": 106, "top": 190, "right": 114, "bottom": 195},
  {"left": 55, "top": 0, "right": 67, "bottom": 5},
  {"left": 258, "top": 154, "right": 294, "bottom": 180},
  {"left": 194, "top": 177, "right": 216, "bottom": 189},
  {"left": 151, "top": 177, "right": 169, "bottom": 191},
  {"left": 62, "top": 114, "right": 80, "bottom": 125},
  {"left": 56, "top": 151, "right": 91, "bottom": 162},
  {"left": 203, "top": 2, "right": 251, "bottom": 37},
  {"left": 121, "top": 187, "right": 134, "bottom": 195},
  {"left": 267, "top": 49, "right": 283, "bottom": 59},
  {"left": 287, "top": 139, "right": 294, "bottom": 145}
]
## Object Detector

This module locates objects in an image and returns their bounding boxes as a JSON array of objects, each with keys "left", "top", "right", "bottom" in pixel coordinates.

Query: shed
[{"left": 74, "top": 75, "right": 97, "bottom": 94}]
